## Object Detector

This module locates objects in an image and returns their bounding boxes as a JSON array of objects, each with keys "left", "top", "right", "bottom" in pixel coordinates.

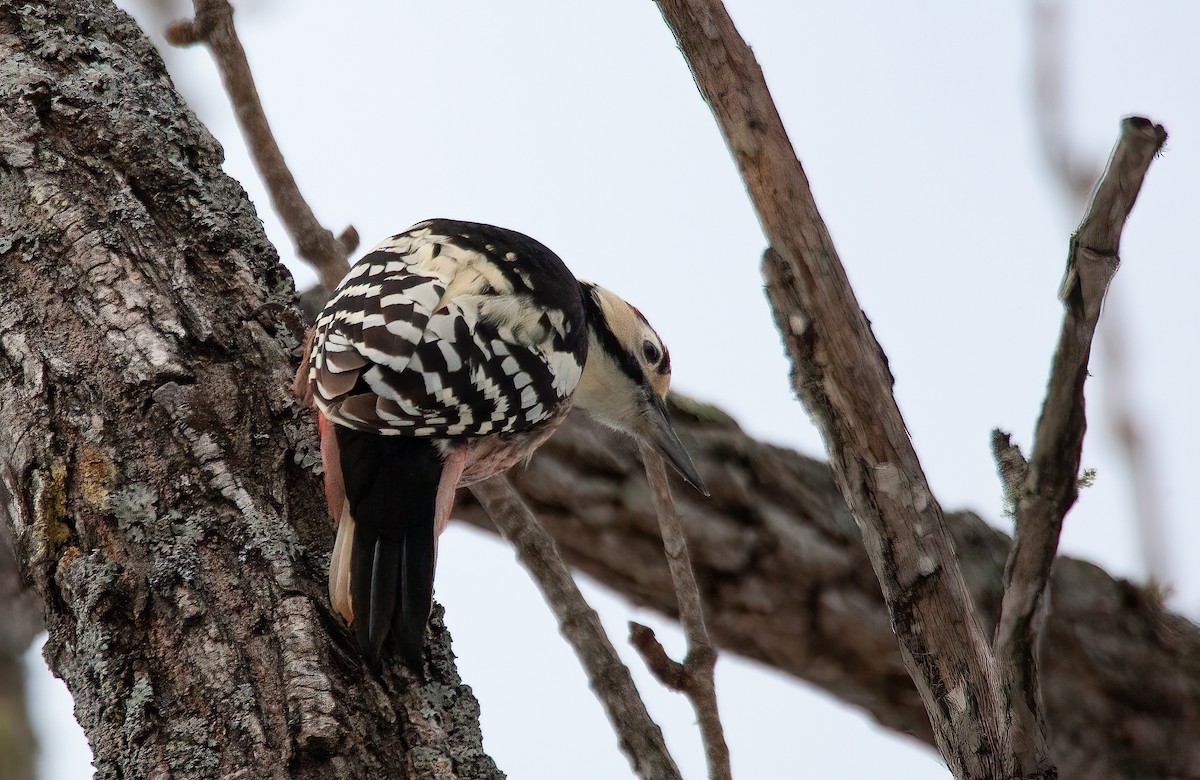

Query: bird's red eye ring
[{"left": 642, "top": 339, "right": 661, "bottom": 365}]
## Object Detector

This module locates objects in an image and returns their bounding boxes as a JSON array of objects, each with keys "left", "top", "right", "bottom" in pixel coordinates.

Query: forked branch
[
  {"left": 1031, "top": 0, "right": 1169, "bottom": 583},
  {"left": 470, "top": 477, "right": 681, "bottom": 780},
  {"left": 633, "top": 446, "right": 731, "bottom": 780},
  {"left": 993, "top": 116, "right": 1167, "bottom": 776},
  {"left": 653, "top": 1, "right": 1008, "bottom": 775}
]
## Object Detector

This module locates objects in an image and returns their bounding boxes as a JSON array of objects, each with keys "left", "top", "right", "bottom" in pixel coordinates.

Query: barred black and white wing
[
  {"left": 309, "top": 219, "right": 589, "bottom": 438},
  {"left": 302, "top": 217, "right": 707, "bottom": 669}
]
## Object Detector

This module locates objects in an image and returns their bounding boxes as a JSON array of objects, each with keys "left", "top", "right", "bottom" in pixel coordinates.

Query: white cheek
[
  {"left": 573, "top": 340, "right": 643, "bottom": 433},
  {"left": 591, "top": 388, "right": 641, "bottom": 433}
]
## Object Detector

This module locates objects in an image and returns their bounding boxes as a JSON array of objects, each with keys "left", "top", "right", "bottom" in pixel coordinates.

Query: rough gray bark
[
  {"left": 455, "top": 404, "right": 1200, "bottom": 779},
  {"left": 0, "top": 3, "right": 500, "bottom": 778}
]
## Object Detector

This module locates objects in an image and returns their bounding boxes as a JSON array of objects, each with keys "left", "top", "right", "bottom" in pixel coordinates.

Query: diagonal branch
[
  {"left": 652, "top": 1, "right": 1009, "bottom": 775},
  {"left": 635, "top": 447, "right": 731, "bottom": 780},
  {"left": 993, "top": 116, "right": 1167, "bottom": 776},
  {"left": 166, "top": 0, "right": 355, "bottom": 292},
  {"left": 1030, "top": 0, "right": 1170, "bottom": 585},
  {"left": 469, "top": 477, "right": 681, "bottom": 780}
]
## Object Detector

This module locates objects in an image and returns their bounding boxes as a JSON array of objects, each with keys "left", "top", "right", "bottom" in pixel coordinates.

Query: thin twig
[
  {"left": 993, "top": 116, "right": 1167, "bottom": 776},
  {"left": 166, "top": 0, "right": 354, "bottom": 292},
  {"left": 629, "top": 622, "right": 688, "bottom": 691},
  {"left": 637, "top": 445, "right": 732, "bottom": 780},
  {"left": 469, "top": 476, "right": 682, "bottom": 780},
  {"left": 1030, "top": 0, "right": 1170, "bottom": 584}
]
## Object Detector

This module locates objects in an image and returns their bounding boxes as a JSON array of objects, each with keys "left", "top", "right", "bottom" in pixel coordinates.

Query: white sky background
[{"left": 23, "top": 1, "right": 1200, "bottom": 778}]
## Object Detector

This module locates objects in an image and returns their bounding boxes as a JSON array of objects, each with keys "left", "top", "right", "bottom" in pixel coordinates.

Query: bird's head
[{"left": 574, "top": 282, "right": 708, "bottom": 496}]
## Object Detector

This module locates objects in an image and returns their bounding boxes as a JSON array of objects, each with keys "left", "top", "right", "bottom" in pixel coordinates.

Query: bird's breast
[{"left": 446, "top": 404, "right": 573, "bottom": 486}]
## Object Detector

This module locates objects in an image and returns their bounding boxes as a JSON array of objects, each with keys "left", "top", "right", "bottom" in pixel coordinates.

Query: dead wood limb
[
  {"left": 469, "top": 477, "right": 681, "bottom": 780},
  {"left": 994, "top": 116, "right": 1166, "bottom": 776},
  {"left": 166, "top": 0, "right": 353, "bottom": 292},
  {"left": 1030, "top": 0, "right": 1170, "bottom": 583},
  {"left": 638, "top": 446, "right": 731, "bottom": 780},
  {"left": 653, "top": 1, "right": 1010, "bottom": 775}
]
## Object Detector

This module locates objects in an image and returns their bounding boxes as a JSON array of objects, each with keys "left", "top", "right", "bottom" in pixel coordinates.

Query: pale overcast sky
[{"left": 26, "top": 2, "right": 1200, "bottom": 778}]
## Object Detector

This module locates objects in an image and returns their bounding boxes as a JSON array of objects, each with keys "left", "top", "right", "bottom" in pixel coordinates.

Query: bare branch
[
  {"left": 639, "top": 446, "right": 731, "bottom": 780},
  {"left": 994, "top": 116, "right": 1167, "bottom": 775},
  {"left": 1030, "top": 0, "right": 1170, "bottom": 584},
  {"left": 469, "top": 477, "right": 681, "bottom": 780},
  {"left": 1072, "top": 120, "right": 1166, "bottom": 256},
  {"left": 652, "top": 1, "right": 1010, "bottom": 775},
  {"left": 166, "top": 0, "right": 352, "bottom": 292}
]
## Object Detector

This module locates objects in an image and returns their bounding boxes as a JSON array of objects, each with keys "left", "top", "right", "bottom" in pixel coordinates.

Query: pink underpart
[
  {"left": 319, "top": 406, "right": 570, "bottom": 535},
  {"left": 318, "top": 411, "right": 346, "bottom": 523},
  {"left": 435, "top": 448, "right": 468, "bottom": 537}
]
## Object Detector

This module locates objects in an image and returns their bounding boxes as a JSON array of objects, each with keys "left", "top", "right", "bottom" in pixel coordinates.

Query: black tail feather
[
  {"left": 368, "top": 537, "right": 402, "bottom": 659},
  {"left": 335, "top": 426, "right": 442, "bottom": 672},
  {"left": 349, "top": 525, "right": 376, "bottom": 661},
  {"left": 399, "top": 509, "right": 436, "bottom": 670}
]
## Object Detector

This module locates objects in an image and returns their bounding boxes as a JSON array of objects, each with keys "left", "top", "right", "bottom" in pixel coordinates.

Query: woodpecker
[{"left": 296, "top": 218, "right": 706, "bottom": 671}]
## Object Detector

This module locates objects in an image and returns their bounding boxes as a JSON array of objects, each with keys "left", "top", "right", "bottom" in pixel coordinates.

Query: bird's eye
[{"left": 642, "top": 339, "right": 661, "bottom": 365}]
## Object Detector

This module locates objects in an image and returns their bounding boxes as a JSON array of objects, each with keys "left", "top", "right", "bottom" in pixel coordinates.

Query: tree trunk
[{"left": 0, "top": 2, "right": 500, "bottom": 777}]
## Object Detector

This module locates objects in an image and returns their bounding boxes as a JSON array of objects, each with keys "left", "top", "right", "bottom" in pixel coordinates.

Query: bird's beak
[{"left": 638, "top": 394, "right": 709, "bottom": 496}]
